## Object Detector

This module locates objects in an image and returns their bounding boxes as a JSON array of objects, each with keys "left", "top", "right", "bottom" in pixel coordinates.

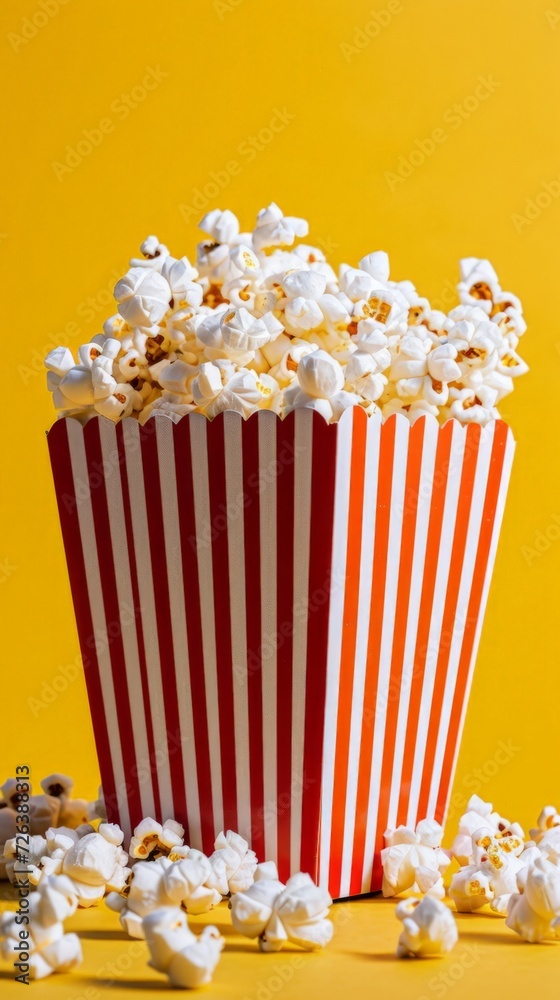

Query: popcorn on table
[
  {"left": 0, "top": 875, "right": 82, "bottom": 980},
  {"left": 381, "top": 819, "right": 451, "bottom": 899},
  {"left": 230, "top": 862, "right": 333, "bottom": 952},
  {"left": 106, "top": 851, "right": 221, "bottom": 937},
  {"left": 450, "top": 794, "right": 524, "bottom": 866},
  {"left": 505, "top": 855, "right": 560, "bottom": 943},
  {"left": 449, "top": 828, "right": 529, "bottom": 914},
  {"left": 143, "top": 907, "right": 224, "bottom": 989},
  {"left": 44, "top": 204, "right": 528, "bottom": 426},
  {"left": 395, "top": 896, "right": 458, "bottom": 958},
  {"left": 30, "top": 822, "right": 130, "bottom": 907}
]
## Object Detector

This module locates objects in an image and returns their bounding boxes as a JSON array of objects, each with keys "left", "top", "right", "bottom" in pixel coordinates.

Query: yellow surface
[
  {"left": 1, "top": 0, "right": 560, "bottom": 993},
  {"left": 1, "top": 890, "right": 560, "bottom": 999}
]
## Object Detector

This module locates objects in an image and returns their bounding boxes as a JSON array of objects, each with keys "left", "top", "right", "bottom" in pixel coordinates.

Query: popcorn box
[{"left": 47, "top": 407, "right": 514, "bottom": 898}]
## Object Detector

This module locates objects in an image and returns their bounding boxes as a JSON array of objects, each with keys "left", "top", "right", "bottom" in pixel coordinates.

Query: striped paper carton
[{"left": 47, "top": 407, "right": 514, "bottom": 898}]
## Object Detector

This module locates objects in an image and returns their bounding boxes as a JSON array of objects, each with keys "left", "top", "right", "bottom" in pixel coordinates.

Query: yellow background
[{"left": 1, "top": 0, "right": 560, "bottom": 994}]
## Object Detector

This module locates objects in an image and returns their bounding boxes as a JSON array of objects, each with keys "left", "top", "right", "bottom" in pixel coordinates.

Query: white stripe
[
  {"left": 387, "top": 417, "right": 438, "bottom": 829},
  {"left": 436, "top": 427, "right": 515, "bottom": 823},
  {"left": 223, "top": 412, "right": 251, "bottom": 843},
  {"left": 427, "top": 424, "right": 494, "bottom": 817},
  {"left": 155, "top": 419, "right": 201, "bottom": 846},
  {"left": 290, "top": 410, "right": 313, "bottom": 873},
  {"left": 318, "top": 408, "right": 353, "bottom": 888},
  {"left": 361, "top": 414, "right": 409, "bottom": 890},
  {"left": 98, "top": 420, "right": 153, "bottom": 820},
  {"left": 339, "top": 413, "right": 381, "bottom": 896},
  {"left": 189, "top": 415, "right": 224, "bottom": 834},
  {"left": 121, "top": 420, "right": 173, "bottom": 821},
  {"left": 67, "top": 420, "right": 130, "bottom": 836},
  {"left": 258, "top": 411, "right": 277, "bottom": 863},
  {"left": 406, "top": 422, "right": 466, "bottom": 826}
]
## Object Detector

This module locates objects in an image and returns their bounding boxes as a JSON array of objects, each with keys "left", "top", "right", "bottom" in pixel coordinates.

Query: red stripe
[
  {"left": 242, "top": 415, "right": 265, "bottom": 855},
  {"left": 370, "top": 418, "right": 425, "bottom": 889},
  {"left": 416, "top": 423, "right": 481, "bottom": 820},
  {"left": 206, "top": 415, "right": 238, "bottom": 833},
  {"left": 81, "top": 419, "right": 143, "bottom": 829},
  {"left": 172, "top": 418, "right": 215, "bottom": 852},
  {"left": 328, "top": 407, "right": 367, "bottom": 898},
  {"left": 349, "top": 415, "right": 397, "bottom": 895},
  {"left": 139, "top": 423, "right": 188, "bottom": 834},
  {"left": 115, "top": 422, "right": 161, "bottom": 821},
  {"left": 300, "top": 413, "right": 338, "bottom": 880},
  {"left": 435, "top": 422, "right": 510, "bottom": 820},
  {"left": 396, "top": 421, "right": 454, "bottom": 826},
  {"left": 275, "top": 413, "right": 295, "bottom": 881},
  {"left": 47, "top": 420, "right": 118, "bottom": 826}
]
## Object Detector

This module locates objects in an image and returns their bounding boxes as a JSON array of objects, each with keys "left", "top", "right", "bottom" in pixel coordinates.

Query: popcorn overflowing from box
[{"left": 45, "top": 204, "right": 527, "bottom": 426}]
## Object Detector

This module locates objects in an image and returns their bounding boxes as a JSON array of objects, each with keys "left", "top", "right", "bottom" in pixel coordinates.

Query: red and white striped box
[{"left": 47, "top": 407, "right": 514, "bottom": 899}]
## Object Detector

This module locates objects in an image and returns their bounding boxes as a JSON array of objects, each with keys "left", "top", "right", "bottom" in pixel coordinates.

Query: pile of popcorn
[
  {"left": 2, "top": 781, "right": 559, "bottom": 985},
  {"left": 0, "top": 792, "right": 333, "bottom": 986},
  {"left": 382, "top": 795, "right": 560, "bottom": 954},
  {"left": 45, "top": 204, "right": 528, "bottom": 427}
]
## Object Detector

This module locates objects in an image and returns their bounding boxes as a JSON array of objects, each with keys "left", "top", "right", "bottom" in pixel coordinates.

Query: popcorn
[
  {"left": 505, "top": 855, "right": 560, "bottom": 943},
  {"left": 530, "top": 806, "right": 560, "bottom": 844},
  {"left": 449, "top": 831, "right": 526, "bottom": 914},
  {"left": 381, "top": 820, "right": 451, "bottom": 899},
  {"left": 252, "top": 203, "right": 308, "bottom": 252},
  {"left": 31, "top": 822, "right": 130, "bottom": 906},
  {"left": 4, "top": 834, "right": 48, "bottom": 885},
  {"left": 45, "top": 211, "right": 528, "bottom": 426},
  {"left": 128, "top": 817, "right": 185, "bottom": 861},
  {"left": 451, "top": 795, "right": 524, "bottom": 866},
  {"left": 395, "top": 897, "right": 458, "bottom": 959},
  {"left": 0, "top": 875, "right": 82, "bottom": 979},
  {"left": 199, "top": 208, "right": 240, "bottom": 245},
  {"left": 206, "top": 830, "right": 258, "bottom": 896},
  {"left": 221, "top": 307, "right": 272, "bottom": 353},
  {"left": 143, "top": 907, "right": 224, "bottom": 989},
  {"left": 114, "top": 268, "right": 171, "bottom": 328},
  {"left": 130, "top": 235, "right": 170, "bottom": 270},
  {"left": 230, "top": 862, "right": 333, "bottom": 952},
  {"left": 107, "top": 851, "right": 220, "bottom": 937},
  {"left": 296, "top": 350, "right": 345, "bottom": 399}
]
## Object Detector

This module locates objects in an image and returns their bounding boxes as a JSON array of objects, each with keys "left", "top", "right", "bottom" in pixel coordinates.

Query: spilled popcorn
[
  {"left": 30, "top": 823, "right": 131, "bottom": 906},
  {"left": 381, "top": 819, "right": 451, "bottom": 899},
  {"left": 395, "top": 896, "right": 458, "bottom": 959},
  {"left": 4, "top": 791, "right": 560, "bottom": 987},
  {"left": 45, "top": 205, "right": 528, "bottom": 426},
  {"left": 143, "top": 908, "right": 224, "bottom": 988},
  {"left": 0, "top": 875, "right": 82, "bottom": 980},
  {"left": 230, "top": 862, "right": 334, "bottom": 952}
]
